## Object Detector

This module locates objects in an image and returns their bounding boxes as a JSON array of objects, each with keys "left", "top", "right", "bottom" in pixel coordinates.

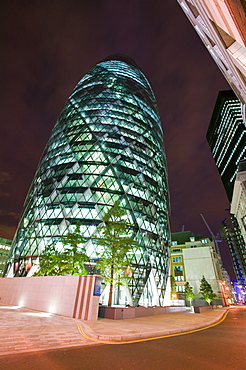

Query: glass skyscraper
[
  {"left": 5, "top": 55, "right": 171, "bottom": 306},
  {"left": 207, "top": 90, "right": 246, "bottom": 294},
  {"left": 206, "top": 90, "right": 246, "bottom": 202}
]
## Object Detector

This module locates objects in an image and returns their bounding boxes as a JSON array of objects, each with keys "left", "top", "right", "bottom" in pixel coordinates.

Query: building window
[
  {"left": 174, "top": 265, "right": 183, "bottom": 276},
  {"left": 172, "top": 256, "right": 182, "bottom": 263},
  {"left": 174, "top": 275, "right": 184, "bottom": 282},
  {"left": 172, "top": 248, "right": 181, "bottom": 253},
  {"left": 186, "top": 1, "right": 199, "bottom": 18},
  {"left": 176, "top": 285, "right": 184, "bottom": 292},
  {"left": 242, "top": 215, "right": 246, "bottom": 231},
  {"left": 211, "top": 21, "right": 235, "bottom": 48}
]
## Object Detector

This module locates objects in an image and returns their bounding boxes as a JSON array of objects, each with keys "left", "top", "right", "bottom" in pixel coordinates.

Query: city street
[
  {"left": 0, "top": 306, "right": 245, "bottom": 370},
  {"left": 0, "top": 3, "right": 245, "bottom": 369}
]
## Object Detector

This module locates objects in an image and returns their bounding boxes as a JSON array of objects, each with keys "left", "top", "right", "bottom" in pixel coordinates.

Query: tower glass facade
[
  {"left": 220, "top": 218, "right": 246, "bottom": 293},
  {"left": 207, "top": 90, "right": 246, "bottom": 294},
  {"left": 206, "top": 90, "right": 246, "bottom": 202},
  {"left": 6, "top": 55, "right": 170, "bottom": 306}
]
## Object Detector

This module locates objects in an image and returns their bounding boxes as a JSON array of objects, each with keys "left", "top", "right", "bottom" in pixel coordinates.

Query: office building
[
  {"left": 206, "top": 90, "right": 246, "bottom": 202},
  {"left": 5, "top": 55, "right": 171, "bottom": 307},
  {"left": 207, "top": 91, "right": 246, "bottom": 294},
  {"left": 178, "top": 0, "right": 246, "bottom": 300},
  {"left": 220, "top": 217, "right": 246, "bottom": 302},
  {"left": 231, "top": 159, "right": 246, "bottom": 246},
  {"left": 170, "top": 231, "right": 233, "bottom": 306},
  {"left": 178, "top": 0, "right": 246, "bottom": 121}
]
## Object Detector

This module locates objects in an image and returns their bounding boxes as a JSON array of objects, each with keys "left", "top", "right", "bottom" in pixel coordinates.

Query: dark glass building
[
  {"left": 220, "top": 217, "right": 246, "bottom": 299},
  {"left": 5, "top": 55, "right": 171, "bottom": 306},
  {"left": 206, "top": 90, "right": 246, "bottom": 202},
  {"left": 207, "top": 90, "right": 246, "bottom": 296}
]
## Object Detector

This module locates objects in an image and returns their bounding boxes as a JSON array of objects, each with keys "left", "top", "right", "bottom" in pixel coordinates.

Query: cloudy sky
[{"left": 0, "top": 1, "right": 233, "bottom": 272}]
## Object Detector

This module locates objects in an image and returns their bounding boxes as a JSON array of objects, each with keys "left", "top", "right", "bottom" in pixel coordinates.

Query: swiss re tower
[{"left": 6, "top": 55, "right": 171, "bottom": 306}]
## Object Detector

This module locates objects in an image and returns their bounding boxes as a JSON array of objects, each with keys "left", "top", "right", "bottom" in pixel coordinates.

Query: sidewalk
[
  {"left": 83, "top": 307, "right": 227, "bottom": 342},
  {"left": 0, "top": 304, "right": 227, "bottom": 356}
]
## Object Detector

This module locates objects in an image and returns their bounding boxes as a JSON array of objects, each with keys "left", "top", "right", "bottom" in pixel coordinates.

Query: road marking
[{"left": 77, "top": 309, "right": 229, "bottom": 344}]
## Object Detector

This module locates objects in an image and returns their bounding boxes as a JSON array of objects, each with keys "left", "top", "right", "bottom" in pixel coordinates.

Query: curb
[{"left": 78, "top": 309, "right": 228, "bottom": 343}]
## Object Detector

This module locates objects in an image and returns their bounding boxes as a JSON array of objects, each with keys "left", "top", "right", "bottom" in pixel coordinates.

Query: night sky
[{"left": 0, "top": 1, "right": 233, "bottom": 274}]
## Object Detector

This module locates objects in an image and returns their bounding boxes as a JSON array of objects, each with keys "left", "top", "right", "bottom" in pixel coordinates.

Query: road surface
[{"left": 0, "top": 306, "right": 245, "bottom": 370}]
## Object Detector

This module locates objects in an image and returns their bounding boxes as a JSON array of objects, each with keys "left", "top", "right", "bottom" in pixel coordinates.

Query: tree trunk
[{"left": 108, "top": 264, "right": 114, "bottom": 307}]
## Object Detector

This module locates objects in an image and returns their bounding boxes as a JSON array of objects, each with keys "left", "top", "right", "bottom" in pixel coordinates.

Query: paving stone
[{"left": 0, "top": 303, "right": 228, "bottom": 356}]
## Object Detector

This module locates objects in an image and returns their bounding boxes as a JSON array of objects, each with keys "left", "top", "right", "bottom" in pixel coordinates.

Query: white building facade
[
  {"left": 178, "top": 0, "right": 246, "bottom": 122},
  {"left": 171, "top": 231, "right": 233, "bottom": 306}
]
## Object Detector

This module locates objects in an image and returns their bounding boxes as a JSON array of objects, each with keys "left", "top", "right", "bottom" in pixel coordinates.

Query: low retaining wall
[
  {"left": 194, "top": 305, "right": 222, "bottom": 313},
  {"left": 0, "top": 275, "right": 101, "bottom": 321},
  {"left": 99, "top": 305, "right": 186, "bottom": 319}
]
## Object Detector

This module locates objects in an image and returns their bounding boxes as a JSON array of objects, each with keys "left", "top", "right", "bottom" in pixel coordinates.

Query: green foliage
[
  {"left": 61, "top": 221, "right": 89, "bottom": 275},
  {"left": 94, "top": 202, "right": 136, "bottom": 306},
  {"left": 170, "top": 275, "right": 177, "bottom": 293},
  {"left": 199, "top": 275, "right": 217, "bottom": 305},
  {"left": 184, "top": 281, "right": 195, "bottom": 303},
  {"left": 34, "top": 243, "right": 65, "bottom": 276},
  {"left": 35, "top": 221, "right": 89, "bottom": 276}
]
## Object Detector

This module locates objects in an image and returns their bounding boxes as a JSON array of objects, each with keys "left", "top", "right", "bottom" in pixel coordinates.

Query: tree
[
  {"left": 35, "top": 221, "right": 89, "bottom": 276},
  {"left": 94, "top": 202, "right": 136, "bottom": 307},
  {"left": 34, "top": 243, "right": 65, "bottom": 276},
  {"left": 61, "top": 221, "right": 89, "bottom": 275},
  {"left": 170, "top": 275, "right": 177, "bottom": 299},
  {"left": 199, "top": 276, "right": 216, "bottom": 305},
  {"left": 184, "top": 281, "right": 195, "bottom": 307}
]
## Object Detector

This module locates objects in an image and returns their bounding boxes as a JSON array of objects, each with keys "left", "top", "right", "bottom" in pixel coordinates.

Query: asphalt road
[{"left": 0, "top": 306, "right": 245, "bottom": 370}]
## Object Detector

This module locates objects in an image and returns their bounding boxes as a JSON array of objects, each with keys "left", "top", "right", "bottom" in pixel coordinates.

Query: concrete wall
[
  {"left": 0, "top": 275, "right": 101, "bottom": 321},
  {"left": 99, "top": 305, "right": 186, "bottom": 320}
]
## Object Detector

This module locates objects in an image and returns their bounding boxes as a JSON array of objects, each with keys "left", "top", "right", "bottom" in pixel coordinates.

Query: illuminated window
[
  {"left": 174, "top": 265, "right": 183, "bottom": 276},
  {"left": 176, "top": 285, "right": 184, "bottom": 292},
  {"left": 172, "top": 256, "right": 183, "bottom": 263}
]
